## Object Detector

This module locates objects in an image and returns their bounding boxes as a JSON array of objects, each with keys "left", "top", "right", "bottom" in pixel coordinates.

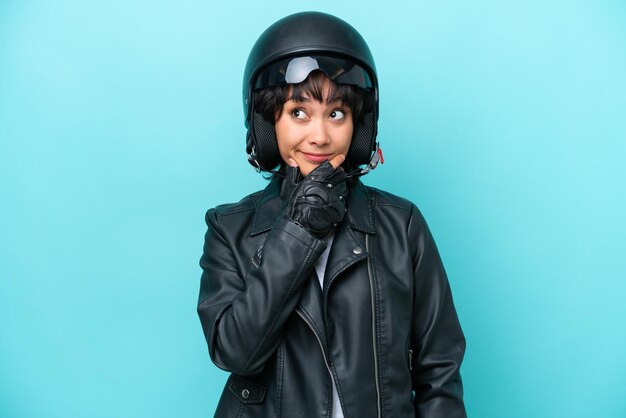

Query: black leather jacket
[{"left": 198, "top": 177, "right": 466, "bottom": 418}]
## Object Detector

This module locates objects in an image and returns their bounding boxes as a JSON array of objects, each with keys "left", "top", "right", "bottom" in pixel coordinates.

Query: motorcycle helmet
[{"left": 243, "top": 11, "right": 381, "bottom": 175}]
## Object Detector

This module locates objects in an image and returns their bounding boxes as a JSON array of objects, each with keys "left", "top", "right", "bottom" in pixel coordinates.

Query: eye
[
  {"left": 291, "top": 108, "right": 308, "bottom": 119},
  {"left": 329, "top": 109, "right": 346, "bottom": 120}
]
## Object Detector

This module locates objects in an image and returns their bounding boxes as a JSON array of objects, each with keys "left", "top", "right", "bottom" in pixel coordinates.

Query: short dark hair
[{"left": 253, "top": 70, "right": 368, "bottom": 124}]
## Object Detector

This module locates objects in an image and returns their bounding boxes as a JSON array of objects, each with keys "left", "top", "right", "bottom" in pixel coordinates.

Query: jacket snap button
[
  {"left": 353, "top": 247, "right": 363, "bottom": 255},
  {"left": 241, "top": 389, "right": 250, "bottom": 399}
]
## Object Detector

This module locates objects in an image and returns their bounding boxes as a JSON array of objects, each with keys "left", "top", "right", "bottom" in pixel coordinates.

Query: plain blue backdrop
[{"left": 1, "top": 1, "right": 625, "bottom": 417}]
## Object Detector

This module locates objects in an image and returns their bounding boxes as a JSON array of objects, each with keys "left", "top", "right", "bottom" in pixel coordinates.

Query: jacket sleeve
[
  {"left": 408, "top": 205, "right": 467, "bottom": 418},
  {"left": 197, "top": 209, "right": 327, "bottom": 376}
]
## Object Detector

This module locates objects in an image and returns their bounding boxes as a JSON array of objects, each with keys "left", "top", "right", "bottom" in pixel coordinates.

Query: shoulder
[
  {"left": 205, "top": 187, "right": 266, "bottom": 228},
  {"left": 361, "top": 184, "right": 428, "bottom": 230},
  {"left": 211, "top": 189, "right": 264, "bottom": 216},
  {"left": 365, "top": 185, "right": 414, "bottom": 211},
  {"left": 205, "top": 178, "right": 283, "bottom": 236}
]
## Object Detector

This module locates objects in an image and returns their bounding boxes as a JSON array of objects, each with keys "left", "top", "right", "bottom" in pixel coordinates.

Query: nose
[{"left": 308, "top": 118, "right": 330, "bottom": 147}]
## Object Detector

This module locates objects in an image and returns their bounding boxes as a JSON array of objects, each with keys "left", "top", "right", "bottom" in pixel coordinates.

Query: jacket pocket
[{"left": 228, "top": 374, "right": 267, "bottom": 405}]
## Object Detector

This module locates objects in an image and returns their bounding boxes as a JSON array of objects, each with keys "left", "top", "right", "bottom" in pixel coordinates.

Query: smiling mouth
[{"left": 300, "top": 152, "right": 333, "bottom": 163}]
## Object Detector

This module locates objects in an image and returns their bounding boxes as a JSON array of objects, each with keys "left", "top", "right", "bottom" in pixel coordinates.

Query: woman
[{"left": 198, "top": 12, "right": 467, "bottom": 418}]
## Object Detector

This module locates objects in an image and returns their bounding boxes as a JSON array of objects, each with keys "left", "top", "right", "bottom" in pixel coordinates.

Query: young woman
[{"left": 198, "top": 12, "right": 467, "bottom": 418}]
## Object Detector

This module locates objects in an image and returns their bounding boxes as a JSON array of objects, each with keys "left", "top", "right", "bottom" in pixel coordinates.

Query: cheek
[
  {"left": 337, "top": 122, "right": 354, "bottom": 153},
  {"left": 275, "top": 119, "right": 298, "bottom": 159},
  {"left": 275, "top": 139, "right": 289, "bottom": 165}
]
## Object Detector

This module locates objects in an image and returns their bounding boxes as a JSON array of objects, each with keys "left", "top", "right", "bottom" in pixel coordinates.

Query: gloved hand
[{"left": 284, "top": 160, "right": 348, "bottom": 239}]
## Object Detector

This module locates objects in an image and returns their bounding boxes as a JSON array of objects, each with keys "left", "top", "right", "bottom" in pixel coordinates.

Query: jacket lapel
[
  {"left": 295, "top": 271, "right": 328, "bottom": 347},
  {"left": 322, "top": 224, "right": 368, "bottom": 291},
  {"left": 323, "top": 180, "right": 376, "bottom": 290},
  {"left": 342, "top": 179, "right": 376, "bottom": 235}
]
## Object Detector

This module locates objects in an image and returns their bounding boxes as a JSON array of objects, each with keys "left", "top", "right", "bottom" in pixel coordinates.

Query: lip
[{"left": 300, "top": 152, "right": 333, "bottom": 163}]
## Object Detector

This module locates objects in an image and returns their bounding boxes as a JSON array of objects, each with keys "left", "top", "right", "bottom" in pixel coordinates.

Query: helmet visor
[{"left": 254, "top": 55, "right": 373, "bottom": 90}]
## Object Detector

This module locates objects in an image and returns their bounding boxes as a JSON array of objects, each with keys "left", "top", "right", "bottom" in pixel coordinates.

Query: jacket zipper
[{"left": 366, "top": 234, "right": 382, "bottom": 418}]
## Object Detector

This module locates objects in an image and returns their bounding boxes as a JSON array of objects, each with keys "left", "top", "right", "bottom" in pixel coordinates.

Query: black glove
[{"left": 283, "top": 161, "right": 348, "bottom": 239}]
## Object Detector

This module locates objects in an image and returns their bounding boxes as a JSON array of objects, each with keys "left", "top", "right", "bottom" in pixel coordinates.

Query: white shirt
[{"left": 313, "top": 233, "right": 344, "bottom": 418}]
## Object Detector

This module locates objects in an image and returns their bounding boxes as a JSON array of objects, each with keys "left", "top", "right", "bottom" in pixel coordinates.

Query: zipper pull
[{"left": 409, "top": 349, "right": 413, "bottom": 372}]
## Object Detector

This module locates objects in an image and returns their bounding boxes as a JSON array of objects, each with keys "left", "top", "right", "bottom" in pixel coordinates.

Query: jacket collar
[{"left": 250, "top": 176, "right": 376, "bottom": 236}]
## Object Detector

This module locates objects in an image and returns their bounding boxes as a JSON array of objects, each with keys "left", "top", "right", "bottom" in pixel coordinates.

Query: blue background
[{"left": 1, "top": 1, "right": 625, "bottom": 417}]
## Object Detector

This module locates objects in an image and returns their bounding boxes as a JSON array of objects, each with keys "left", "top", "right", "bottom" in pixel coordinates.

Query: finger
[
  {"left": 287, "top": 158, "right": 299, "bottom": 167},
  {"left": 328, "top": 154, "right": 345, "bottom": 170}
]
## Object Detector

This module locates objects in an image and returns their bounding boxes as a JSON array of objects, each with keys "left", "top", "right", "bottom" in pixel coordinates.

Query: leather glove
[{"left": 284, "top": 161, "right": 348, "bottom": 239}]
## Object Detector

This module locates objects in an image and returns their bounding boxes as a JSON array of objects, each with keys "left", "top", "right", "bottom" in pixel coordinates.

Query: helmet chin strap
[
  {"left": 345, "top": 142, "right": 383, "bottom": 180},
  {"left": 247, "top": 145, "right": 285, "bottom": 177}
]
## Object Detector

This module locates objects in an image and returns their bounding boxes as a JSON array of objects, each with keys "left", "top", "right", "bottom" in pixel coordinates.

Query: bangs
[{"left": 289, "top": 70, "right": 345, "bottom": 104}]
